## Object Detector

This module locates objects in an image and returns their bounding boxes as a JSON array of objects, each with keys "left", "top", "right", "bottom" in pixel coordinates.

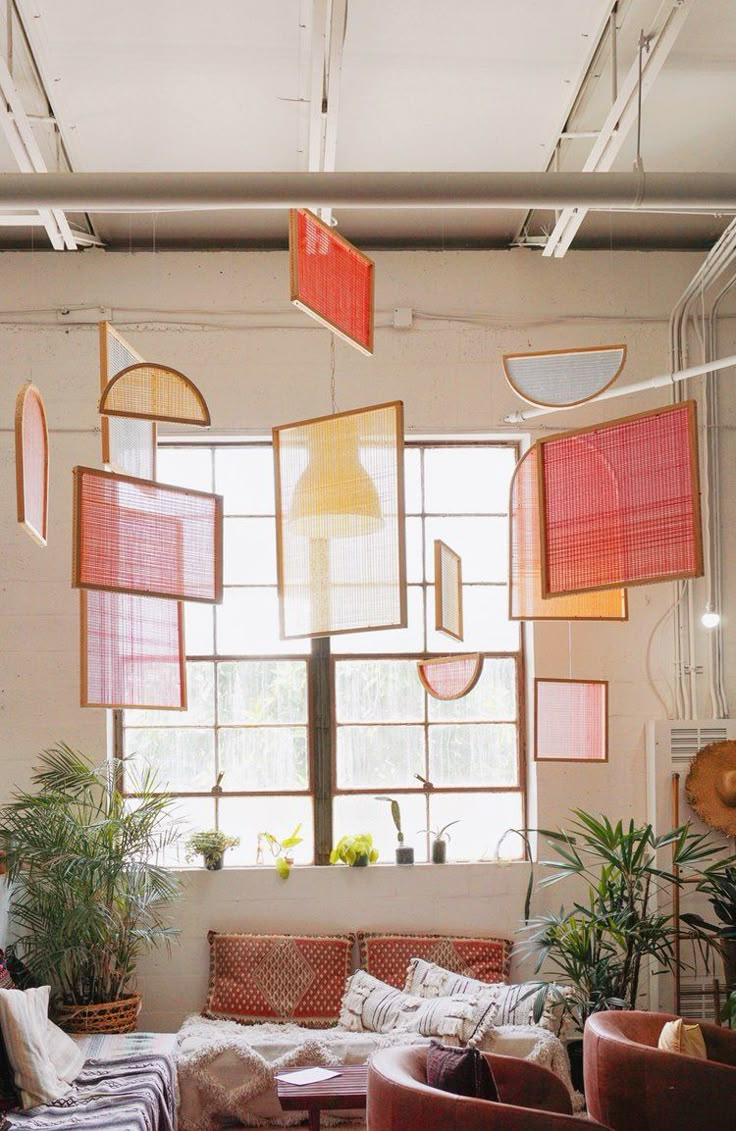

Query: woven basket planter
[{"left": 54, "top": 993, "right": 142, "bottom": 1034}]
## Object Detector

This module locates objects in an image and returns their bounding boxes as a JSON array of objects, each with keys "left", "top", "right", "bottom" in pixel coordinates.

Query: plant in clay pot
[
  {"left": 257, "top": 824, "right": 303, "bottom": 878},
  {"left": 376, "top": 796, "right": 413, "bottom": 864},
  {"left": 421, "top": 820, "right": 460, "bottom": 864},
  {"left": 185, "top": 829, "right": 240, "bottom": 871},
  {"left": 330, "top": 833, "right": 379, "bottom": 867}
]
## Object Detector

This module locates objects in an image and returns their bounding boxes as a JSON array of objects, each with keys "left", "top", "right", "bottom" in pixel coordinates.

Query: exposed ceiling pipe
[{"left": 0, "top": 170, "right": 734, "bottom": 212}]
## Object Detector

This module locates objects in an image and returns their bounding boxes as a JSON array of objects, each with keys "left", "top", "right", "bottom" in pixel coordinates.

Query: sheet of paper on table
[{"left": 275, "top": 1067, "right": 342, "bottom": 1086}]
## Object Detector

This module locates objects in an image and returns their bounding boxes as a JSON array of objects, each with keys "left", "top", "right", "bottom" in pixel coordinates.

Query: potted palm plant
[
  {"left": 0, "top": 743, "right": 182, "bottom": 1033},
  {"left": 681, "top": 862, "right": 736, "bottom": 989}
]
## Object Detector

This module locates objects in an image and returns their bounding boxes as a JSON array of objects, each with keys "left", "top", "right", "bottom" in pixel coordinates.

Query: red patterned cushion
[
  {"left": 204, "top": 932, "right": 353, "bottom": 1027},
  {"left": 357, "top": 933, "right": 511, "bottom": 990}
]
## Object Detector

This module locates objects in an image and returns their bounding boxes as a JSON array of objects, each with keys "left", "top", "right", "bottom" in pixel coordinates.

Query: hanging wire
[{"left": 329, "top": 334, "right": 337, "bottom": 413}]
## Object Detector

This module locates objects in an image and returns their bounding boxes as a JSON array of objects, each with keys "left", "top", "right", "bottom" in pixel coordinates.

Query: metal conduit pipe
[{"left": 0, "top": 171, "right": 735, "bottom": 211}]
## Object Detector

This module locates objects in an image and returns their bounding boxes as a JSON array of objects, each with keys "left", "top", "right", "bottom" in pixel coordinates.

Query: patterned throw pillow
[
  {"left": 404, "top": 958, "right": 574, "bottom": 1039},
  {"left": 357, "top": 933, "right": 511, "bottom": 990},
  {"left": 426, "top": 1040, "right": 499, "bottom": 1101},
  {"left": 339, "top": 969, "right": 497, "bottom": 1047},
  {"left": 204, "top": 932, "right": 353, "bottom": 1027}
]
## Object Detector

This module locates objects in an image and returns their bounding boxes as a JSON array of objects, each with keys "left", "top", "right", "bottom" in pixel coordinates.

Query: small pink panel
[{"left": 535, "top": 679, "right": 607, "bottom": 762}]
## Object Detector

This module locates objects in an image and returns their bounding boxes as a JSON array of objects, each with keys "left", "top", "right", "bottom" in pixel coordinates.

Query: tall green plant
[
  {"left": 519, "top": 810, "right": 722, "bottom": 1029},
  {"left": 0, "top": 743, "right": 182, "bottom": 1006}
]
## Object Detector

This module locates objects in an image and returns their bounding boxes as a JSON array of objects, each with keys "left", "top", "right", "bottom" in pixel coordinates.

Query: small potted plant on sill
[
  {"left": 330, "top": 833, "right": 379, "bottom": 867},
  {"left": 257, "top": 824, "right": 303, "bottom": 878},
  {"left": 422, "top": 820, "right": 460, "bottom": 864},
  {"left": 185, "top": 829, "right": 240, "bottom": 871},
  {"left": 376, "top": 796, "right": 414, "bottom": 864}
]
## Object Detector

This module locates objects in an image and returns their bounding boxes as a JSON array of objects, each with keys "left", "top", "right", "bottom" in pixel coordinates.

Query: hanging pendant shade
[{"left": 289, "top": 415, "right": 383, "bottom": 539}]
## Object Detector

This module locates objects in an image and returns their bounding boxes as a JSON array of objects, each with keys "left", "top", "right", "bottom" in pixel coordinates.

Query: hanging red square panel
[
  {"left": 72, "top": 466, "right": 223, "bottom": 604},
  {"left": 81, "top": 590, "right": 186, "bottom": 710},
  {"left": 535, "top": 679, "right": 608, "bottom": 763},
  {"left": 289, "top": 208, "right": 374, "bottom": 355},
  {"left": 538, "top": 401, "right": 703, "bottom": 596},
  {"left": 15, "top": 383, "right": 49, "bottom": 546}
]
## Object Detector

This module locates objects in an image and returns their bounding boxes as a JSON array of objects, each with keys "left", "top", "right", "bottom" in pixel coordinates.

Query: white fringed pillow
[
  {"left": 403, "top": 958, "right": 575, "bottom": 1039},
  {"left": 339, "top": 969, "right": 497, "bottom": 1047},
  {"left": 0, "top": 986, "right": 84, "bottom": 1109}
]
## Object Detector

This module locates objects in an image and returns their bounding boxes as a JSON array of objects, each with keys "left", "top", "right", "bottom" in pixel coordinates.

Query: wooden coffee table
[{"left": 276, "top": 1064, "right": 368, "bottom": 1130}]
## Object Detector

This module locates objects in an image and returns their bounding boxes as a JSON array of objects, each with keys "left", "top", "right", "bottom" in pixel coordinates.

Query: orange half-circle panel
[
  {"left": 15, "top": 383, "right": 49, "bottom": 546},
  {"left": 417, "top": 654, "right": 483, "bottom": 701},
  {"left": 503, "top": 344, "right": 626, "bottom": 408},
  {"left": 509, "top": 445, "right": 627, "bottom": 620},
  {"left": 99, "top": 362, "right": 210, "bottom": 426}
]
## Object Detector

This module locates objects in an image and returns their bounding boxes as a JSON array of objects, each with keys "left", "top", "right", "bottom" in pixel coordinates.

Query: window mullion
[{"left": 311, "top": 636, "right": 333, "bottom": 865}]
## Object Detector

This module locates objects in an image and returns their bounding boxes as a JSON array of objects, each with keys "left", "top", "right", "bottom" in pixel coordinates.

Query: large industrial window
[{"left": 120, "top": 439, "right": 524, "bottom": 865}]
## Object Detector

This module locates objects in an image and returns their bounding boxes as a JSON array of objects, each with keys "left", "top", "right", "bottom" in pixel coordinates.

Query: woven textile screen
[
  {"left": 535, "top": 678, "right": 608, "bottom": 762},
  {"left": 274, "top": 402, "right": 406, "bottom": 638},
  {"left": 539, "top": 401, "right": 703, "bottom": 596},
  {"left": 509, "top": 446, "right": 627, "bottom": 620},
  {"left": 99, "top": 322, "right": 157, "bottom": 479},
  {"left": 434, "top": 540, "right": 463, "bottom": 640},
  {"left": 99, "top": 363, "right": 210, "bottom": 426},
  {"left": 73, "top": 466, "right": 223, "bottom": 604},
  {"left": 81, "top": 590, "right": 186, "bottom": 709},
  {"left": 289, "top": 209, "right": 374, "bottom": 355},
  {"left": 417, "top": 654, "right": 483, "bottom": 701},
  {"left": 15, "top": 384, "right": 48, "bottom": 546},
  {"left": 503, "top": 344, "right": 626, "bottom": 408}
]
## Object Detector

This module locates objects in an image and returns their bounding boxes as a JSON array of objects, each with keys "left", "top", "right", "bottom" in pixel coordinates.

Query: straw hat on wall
[{"left": 686, "top": 740, "right": 736, "bottom": 836}]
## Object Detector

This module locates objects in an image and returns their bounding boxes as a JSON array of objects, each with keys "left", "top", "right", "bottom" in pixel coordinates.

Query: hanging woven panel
[
  {"left": 417, "top": 654, "right": 483, "bottom": 701},
  {"left": 503, "top": 344, "right": 626, "bottom": 408},
  {"left": 99, "top": 321, "right": 157, "bottom": 479},
  {"left": 72, "top": 465, "right": 223, "bottom": 604},
  {"left": 509, "top": 445, "right": 627, "bottom": 620},
  {"left": 538, "top": 401, "right": 703, "bottom": 596},
  {"left": 289, "top": 208, "right": 374, "bottom": 354},
  {"left": 99, "top": 362, "right": 210, "bottom": 425},
  {"left": 534, "top": 678, "right": 608, "bottom": 762},
  {"left": 15, "top": 383, "right": 49, "bottom": 546},
  {"left": 434, "top": 540, "right": 463, "bottom": 641}
]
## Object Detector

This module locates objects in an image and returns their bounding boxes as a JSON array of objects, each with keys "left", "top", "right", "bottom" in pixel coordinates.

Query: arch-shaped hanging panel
[
  {"left": 417, "top": 654, "right": 483, "bottom": 701},
  {"left": 503, "top": 344, "right": 626, "bottom": 408},
  {"left": 509, "top": 445, "right": 627, "bottom": 620},
  {"left": 15, "top": 383, "right": 49, "bottom": 546},
  {"left": 99, "top": 362, "right": 210, "bottom": 426}
]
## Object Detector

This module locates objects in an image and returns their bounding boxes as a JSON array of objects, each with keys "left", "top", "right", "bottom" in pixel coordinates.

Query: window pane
[
  {"left": 331, "top": 586, "right": 424, "bottom": 654},
  {"left": 425, "top": 516, "right": 508, "bottom": 583},
  {"left": 216, "top": 588, "right": 306, "bottom": 656},
  {"left": 336, "top": 660, "right": 424, "bottom": 722},
  {"left": 185, "top": 601, "right": 214, "bottom": 656},
  {"left": 406, "top": 517, "right": 424, "bottom": 583},
  {"left": 217, "top": 661, "right": 307, "bottom": 724},
  {"left": 428, "top": 792, "right": 524, "bottom": 861},
  {"left": 157, "top": 447, "right": 212, "bottom": 491},
  {"left": 426, "top": 585, "right": 518, "bottom": 653},
  {"left": 333, "top": 793, "right": 428, "bottom": 863},
  {"left": 219, "top": 727, "right": 308, "bottom": 791},
  {"left": 218, "top": 796, "right": 314, "bottom": 865},
  {"left": 126, "top": 662, "right": 214, "bottom": 727},
  {"left": 336, "top": 725, "right": 425, "bottom": 789},
  {"left": 424, "top": 447, "right": 516, "bottom": 514},
  {"left": 428, "top": 658, "right": 516, "bottom": 722},
  {"left": 125, "top": 727, "right": 215, "bottom": 792},
  {"left": 428, "top": 723, "right": 517, "bottom": 787},
  {"left": 404, "top": 448, "right": 422, "bottom": 514},
  {"left": 216, "top": 447, "right": 274, "bottom": 515},
  {"left": 224, "top": 518, "right": 277, "bottom": 584}
]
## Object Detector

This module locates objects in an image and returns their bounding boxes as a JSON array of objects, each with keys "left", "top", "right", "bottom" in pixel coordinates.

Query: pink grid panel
[
  {"left": 538, "top": 401, "right": 703, "bottom": 596},
  {"left": 15, "top": 384, "right": 49, "bottom": 546},
  {"left": 81, "top": 590, "right": 186, "bottom": 709},
  {"left": 535, "top": 679, "right": 608, "bottom": 762},
  {"left": 73, "top": 466, "right": 223, "bottom": 604}
]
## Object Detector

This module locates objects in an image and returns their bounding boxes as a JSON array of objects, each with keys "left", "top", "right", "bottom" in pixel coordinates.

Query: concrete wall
[{"left": 0, "top": 246, "right": 733, "bottom": 1030}]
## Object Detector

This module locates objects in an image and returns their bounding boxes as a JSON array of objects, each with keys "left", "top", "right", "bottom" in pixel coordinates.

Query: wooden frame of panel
[
  {"left": 434, "top": 539, "right": 463, "bottom": 641},
  {"left": 99, "top": 321, "right": 157, "bottom": 476},
  {"left": 80, "top": 591, "right": 187, "bottom": 710},
  {"left": 14, "top": 382, "right": 49, "bottom": 546},
  {"left": 99, "top": 362, "right": 211, "bottom": 426},
  {"left": 537, "top": 401, "right": 703, "bottom": 597},
  {"left": 72, "top": 465, "right": 224, "bottom": 604},
  {"left": 289, "top": 208, "right": 375, "bottom": 356},
  {"left": 534, "top": 677, "right": 609, "bottom": 763},
  {"left": 503, "top": 343, "right": 627, "bottom": 408},
  {"left": 273, "top": 400, "right": 406, "bottom": 639},
  {"left": 417, "top": 653, "right": 484, "bottom": 701}
]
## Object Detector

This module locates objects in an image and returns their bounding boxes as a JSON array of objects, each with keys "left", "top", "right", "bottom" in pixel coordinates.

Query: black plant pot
[
  {"left": 567, "top": 1038, "right": 584, "bottom": 1094},
  {"left": 352, "top": 854, "right": 369, "bottom": 867},
  {"left": 396, "top": 846, "right": 414, "bottom": 865},
  {"left": 204, "top": 853, "right": 224, "bottom": 871},
  {"left": 431, "top": 839, "right": 447, "bottom": 864}
]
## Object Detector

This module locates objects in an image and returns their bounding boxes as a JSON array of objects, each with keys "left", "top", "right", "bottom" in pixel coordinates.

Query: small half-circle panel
[
  {"left": 417, "top": 654, "right": 483, "bottom": 701},
  {"left": 503, "top": 344, "right": 626, "bottom": 408},
  {"left": 15, "top": 383, "right": 49, "bottom": 546},
  {"left": 99, "top": 363, "right": 211, "bottom": 426}
]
